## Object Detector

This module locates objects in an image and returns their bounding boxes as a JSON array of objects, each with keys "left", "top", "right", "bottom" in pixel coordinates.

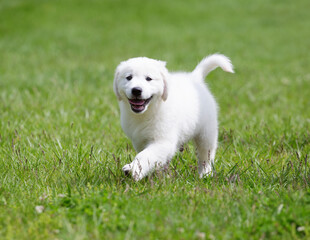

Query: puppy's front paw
[
  {"left": 122, "top": 159, "right": 148, "bottom": 181},
  {"left": 122, "top": 164, "right": 132, "bottom": 176},
  {"left": 131, "top": 158, "right": 150, "bottom": 181}
]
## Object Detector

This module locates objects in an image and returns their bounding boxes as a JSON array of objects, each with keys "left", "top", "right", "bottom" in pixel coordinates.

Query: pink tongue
[{"left": 129, "top": 99, "right": 145, "bottom": 106}]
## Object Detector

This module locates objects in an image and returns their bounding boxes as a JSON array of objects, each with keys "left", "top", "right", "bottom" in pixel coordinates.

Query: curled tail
[{"left": 193, "top": 54, "right": 234, "bottom": 79}]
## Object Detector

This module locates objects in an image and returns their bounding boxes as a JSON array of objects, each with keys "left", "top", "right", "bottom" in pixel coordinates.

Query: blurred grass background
[{"left": 0, "top": 0, "right": 309, "bottom": 239}]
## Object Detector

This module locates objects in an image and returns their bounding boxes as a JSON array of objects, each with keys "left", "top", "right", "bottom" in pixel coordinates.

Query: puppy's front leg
[{"left": 122, "top": 141, "right": 177, "bottom": 181}]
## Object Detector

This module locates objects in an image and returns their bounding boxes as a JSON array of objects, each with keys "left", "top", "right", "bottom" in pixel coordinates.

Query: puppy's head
[{"left": 114, "top": 57, "right": 168, "bottom": 114}]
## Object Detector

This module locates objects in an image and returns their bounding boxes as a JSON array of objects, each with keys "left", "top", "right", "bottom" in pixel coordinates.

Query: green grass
[{"left": 0, "top": 0, "right": 310, "bottom": 239}]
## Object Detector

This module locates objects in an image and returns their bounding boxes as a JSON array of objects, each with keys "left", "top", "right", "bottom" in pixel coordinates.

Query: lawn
[{"left": 0, "top": 0, "right": 309, "bottom": 239}]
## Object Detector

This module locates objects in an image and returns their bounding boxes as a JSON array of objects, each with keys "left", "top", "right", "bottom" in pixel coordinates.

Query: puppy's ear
[
  {"left": 113, "top": 67, "right": 122, "bottom": 101},
  {"left": 162, "top": 76, "right": 168, "bottom": 101},
  {"left": 158, "top": 61, "right": 168, "bottom": 101}
]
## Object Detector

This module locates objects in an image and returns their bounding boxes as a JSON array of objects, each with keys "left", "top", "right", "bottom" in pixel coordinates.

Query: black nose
[{"left": 132, "top": 87, "right": 142, "bottom": 97}]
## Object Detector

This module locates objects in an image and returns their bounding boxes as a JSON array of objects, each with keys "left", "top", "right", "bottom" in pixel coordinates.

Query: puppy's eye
[
  {"left": 146, "top": 76, "right": 152, "bottom": 81},
  {"left": 126, "top": 75, "right": 132, "bottom": 81}
]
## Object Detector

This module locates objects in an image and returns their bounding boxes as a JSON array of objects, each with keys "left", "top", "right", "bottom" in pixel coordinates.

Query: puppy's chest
[{"left": 121, "top": 117, "right": 160, "bottom": 146}]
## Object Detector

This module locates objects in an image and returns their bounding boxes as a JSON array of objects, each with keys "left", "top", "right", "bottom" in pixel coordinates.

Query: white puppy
[{"left": 113, "top": 54, "right": 234, "bottom": 181}]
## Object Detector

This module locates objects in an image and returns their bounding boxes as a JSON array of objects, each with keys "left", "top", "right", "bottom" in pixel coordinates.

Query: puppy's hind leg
[{"left": 194, "top": 133, "right": 217, "bottom": 178}]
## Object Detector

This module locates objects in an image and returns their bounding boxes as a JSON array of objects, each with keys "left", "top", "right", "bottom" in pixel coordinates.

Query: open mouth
[{"left": 128, "top": 96, "right": 152, "bottom": 113}]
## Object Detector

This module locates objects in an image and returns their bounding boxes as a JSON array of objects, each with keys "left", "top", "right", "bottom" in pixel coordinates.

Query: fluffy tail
[{"left": 193, "top": 54, "right": 234, "bottom": 79}]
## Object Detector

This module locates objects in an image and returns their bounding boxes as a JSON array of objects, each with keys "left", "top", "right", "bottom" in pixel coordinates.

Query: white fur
[{"left": 114, "top": 54, "right": 234, "bottom": 181}]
